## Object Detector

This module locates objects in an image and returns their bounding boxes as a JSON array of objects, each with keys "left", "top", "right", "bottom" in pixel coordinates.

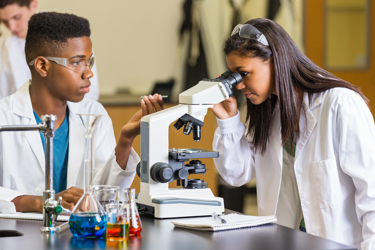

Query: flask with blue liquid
[{"left": 69, "top": 114, "right": 106, "bottom": 238}]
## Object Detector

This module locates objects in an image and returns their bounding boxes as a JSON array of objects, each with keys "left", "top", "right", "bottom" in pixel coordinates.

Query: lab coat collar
[
  {"left": 295, "top": 92, "right": 321, "bottom": 159},
  {"left": 13, "top": 80, "right": 34, "bottom": 119},
  {"left": 307, "top": 92, "right": 322, "bottom": 110},
  {"left": 269, "top": 92, "right": 322, "bottom": 166}
]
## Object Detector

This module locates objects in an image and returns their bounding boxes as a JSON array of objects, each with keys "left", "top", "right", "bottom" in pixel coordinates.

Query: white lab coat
[
  {"left": 213, "top": 88, "right": 375, "bottom": 250},
  {"left": 0, "top": 24, "right": 100, "bottom": 101},
  {"left": 0, "top": 81, "right": 139, "bottom": 213}
]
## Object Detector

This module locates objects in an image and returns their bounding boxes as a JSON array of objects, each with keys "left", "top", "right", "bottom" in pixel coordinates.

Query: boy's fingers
[
  {"left": 149, "top": 95, "right": 163, "bottom": 112},
  {"left": 157, "top": 94, "right": 164, "bottom": 110},
  {"left": 141, "top": 99, "right": 148, "bottom": 116},
  {"left": 143, "top": 96, "right": 154, "bottom": 114}
]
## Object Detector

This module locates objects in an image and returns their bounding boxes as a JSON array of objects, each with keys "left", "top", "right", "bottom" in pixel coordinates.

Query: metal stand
[{"left": 0, "top": 115, "right": 63, "bottom": 233}]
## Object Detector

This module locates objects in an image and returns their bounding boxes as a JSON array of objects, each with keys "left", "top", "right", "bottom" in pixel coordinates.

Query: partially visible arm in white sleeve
[
  {"left": 92, "top": 148, "right": 138, "bottom": 190},
  {"left": 0, "top": 187, "right": 23, "bottom": 213},
  {"left": 212, "top": 111, "right": 255, "bottom": 187},
  {"left": 337, "top": 91, "right": 375, "bottom": 250}
]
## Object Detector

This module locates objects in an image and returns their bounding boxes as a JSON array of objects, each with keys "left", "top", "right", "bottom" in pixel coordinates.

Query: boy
[
  {"left": 0, "top": 0, "right": 100, "bottom": 100},
  {"left": 0, "top": 12, "right": 164, "bottom": 213}
]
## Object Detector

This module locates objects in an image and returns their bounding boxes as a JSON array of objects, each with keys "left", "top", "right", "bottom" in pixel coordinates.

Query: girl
[{"left": 212, "top": 18, "right": 375, "bottom": 249}]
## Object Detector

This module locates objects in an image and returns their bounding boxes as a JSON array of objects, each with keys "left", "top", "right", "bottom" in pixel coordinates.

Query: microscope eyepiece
[
  {"left": 227, "top": 72, "right": 242, "bottom": 87},
  {"left": 220, "top": 71, "right": 242, "bottom": 88},
  {"left": 215, "top": 71, "right": 242, "bottom": 98}
]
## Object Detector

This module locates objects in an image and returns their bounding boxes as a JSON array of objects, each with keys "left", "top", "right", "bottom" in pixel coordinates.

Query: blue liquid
[{"left": 69, "top": 212, "right": 106, "bottom": 238}]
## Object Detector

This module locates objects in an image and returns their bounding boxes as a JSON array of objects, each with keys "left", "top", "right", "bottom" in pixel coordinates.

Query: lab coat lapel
[
  {"left": 13, "top": 81, "right": 45, "bottom": 172},
  {"left": 295, "top": 93, "right": 321, "bottom": 159},
  {"left": 268, "top": 103, "right": 283, "bottom": 214},
  {"left": 269, "top": 103, "right": 283, "bottom": 170},
  {"left": 66, "top": 102, "right": 86, "bottom": 188}
]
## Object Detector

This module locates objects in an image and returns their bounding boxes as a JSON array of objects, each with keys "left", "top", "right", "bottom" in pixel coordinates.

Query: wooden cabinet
[
  {"left": 104, "top": 104, "right": 219, "bottom": 195},
  {"left": 305, "top": 0, "right": 375, "bottom": 114}
]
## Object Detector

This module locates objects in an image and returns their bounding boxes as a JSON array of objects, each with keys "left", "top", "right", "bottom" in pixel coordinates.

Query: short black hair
[
  {"left": 25, "top": 12, "right": 91, "bottom": 64},
  {"left": 0, "top": 0, "right": 32, "bottom": 8}
]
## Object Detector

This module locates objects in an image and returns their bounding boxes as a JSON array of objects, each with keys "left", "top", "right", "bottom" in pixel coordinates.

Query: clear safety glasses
[
  {"left": 231, "top": 24, "right": 270, "bottom": 47},
  {"left": 28, "top": 55, "right": 95, "bottom": 73}
]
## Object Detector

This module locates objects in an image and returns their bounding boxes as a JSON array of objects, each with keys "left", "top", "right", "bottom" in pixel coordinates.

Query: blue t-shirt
[{"left": 34, "top": 110, "right": 69, "bottom": 193}]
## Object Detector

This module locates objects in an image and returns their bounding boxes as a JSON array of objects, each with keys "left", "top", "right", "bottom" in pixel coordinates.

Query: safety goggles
[
  {"left": 28, "top": 55, "right": 95, "bottom": 73},
  {"left": 231, "top": 24, "right": 270, "bottom": 47}
]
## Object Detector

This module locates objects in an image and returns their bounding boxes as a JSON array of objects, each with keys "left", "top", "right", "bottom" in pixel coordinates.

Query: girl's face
[{"left": 226, "top": 52, "right": 276, "bottom": 105}]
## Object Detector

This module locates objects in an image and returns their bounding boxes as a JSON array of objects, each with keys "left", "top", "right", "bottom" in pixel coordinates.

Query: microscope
[{"left": 136, "top": 71, "right": 242, "bottom": 218}]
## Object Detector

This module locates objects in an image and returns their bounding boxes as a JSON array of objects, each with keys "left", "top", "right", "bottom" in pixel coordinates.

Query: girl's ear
[{"left": 268, "top": 56, "right": 274, "bottom": 65}]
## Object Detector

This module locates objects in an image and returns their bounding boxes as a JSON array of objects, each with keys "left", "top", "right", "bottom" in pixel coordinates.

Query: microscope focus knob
[
  {"left": 177, "top": 168, "right": 189, "bottom": 179},
  {"left": 151, "top": 162, "right": 173, "bottom": 183}
]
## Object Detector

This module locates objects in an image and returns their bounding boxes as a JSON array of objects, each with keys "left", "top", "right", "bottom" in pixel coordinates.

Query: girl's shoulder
[{"left": 319, "top": 87, "right": 365, "bottom": 108}]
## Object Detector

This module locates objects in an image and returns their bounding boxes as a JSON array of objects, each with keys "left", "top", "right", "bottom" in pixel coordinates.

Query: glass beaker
[
  {"left": 93, "top": 185, "right": 120, "bottom": 208},
  {"left": 106, "top": 203, "right": 129, "bottom": 241},
  {"left": 122, "top": 188, "right": 142, "bottom": 237},
  {"left": 69, "top": 114, "right": 106, "bottom": 238}
]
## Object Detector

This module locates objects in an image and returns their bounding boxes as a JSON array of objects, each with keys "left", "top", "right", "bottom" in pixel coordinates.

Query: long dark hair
[{"left": 224, "top": 18, "right": 369, "bottom": 154}]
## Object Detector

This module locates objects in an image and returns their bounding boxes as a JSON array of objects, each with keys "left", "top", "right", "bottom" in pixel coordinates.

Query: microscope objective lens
[{"left": 183, "top": 122, "right": 193, "bottom": 135}]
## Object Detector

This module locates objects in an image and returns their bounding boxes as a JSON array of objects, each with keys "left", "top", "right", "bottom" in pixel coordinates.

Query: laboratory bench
[{"left": 0, "top": 212, "right": 355, "bottom": 250}]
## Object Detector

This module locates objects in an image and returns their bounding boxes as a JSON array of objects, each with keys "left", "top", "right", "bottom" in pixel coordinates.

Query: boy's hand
[
  {"left": 55, "top": 187, "right": 84, "bottom": 211},
  {"left": 11, "top": 195, "right": 43, "bottom": 213},
  {"left": 115, "top": 93, "right": 164, "bottom": 169},
  {"left": 211, "top": 96, "right": 238, "bottom": 119},
  {"left": 141, "top": 93, "right": 164, "bottom": 115},
  {"left": 11, "top": 186, "right": 83, "bottom": 213},
  {"left": 121, "top": 93, "right": 164, "bottom": 140}
]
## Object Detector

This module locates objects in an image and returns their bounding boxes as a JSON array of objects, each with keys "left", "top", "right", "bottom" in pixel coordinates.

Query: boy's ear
[
  {"left": 30, "top": 0, "right": 38, "bottom": 13},
  {"left": 33, "top": 57, "right": 50, "bottom": 77}
]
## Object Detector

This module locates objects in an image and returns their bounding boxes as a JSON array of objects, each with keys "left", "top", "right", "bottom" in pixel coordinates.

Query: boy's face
[
  {"left": 0, "top": 1, "right": 37, "bottom": 39},
  {"left": 46, "top": 36, "right": 94, "bottom": 103}
]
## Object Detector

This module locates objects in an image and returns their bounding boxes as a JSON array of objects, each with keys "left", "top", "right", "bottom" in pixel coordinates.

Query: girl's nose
[{"left": 236, "top": 81, "right": 245, "bottom": 90}]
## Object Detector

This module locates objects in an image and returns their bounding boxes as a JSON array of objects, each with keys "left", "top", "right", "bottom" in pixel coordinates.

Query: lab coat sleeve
[
  {"left": 212, "top": 111, "right": 255, "bottom": 187},
  {"left": 90, "top": 107, "right": 139, "bottom": 189},
  {"left": 0, "top": 187, "right": 23, "bottom": 213},
  {"left": 92, "top": 149, "right": 139, "bottom": 191},
  {"left": 336, "top": 91, "right": 375, "bottom": 250}
]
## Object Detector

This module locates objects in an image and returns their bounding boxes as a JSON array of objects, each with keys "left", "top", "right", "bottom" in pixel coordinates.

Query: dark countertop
[{"left": 0, "top": 212, "right": 355, "bottom": 250}]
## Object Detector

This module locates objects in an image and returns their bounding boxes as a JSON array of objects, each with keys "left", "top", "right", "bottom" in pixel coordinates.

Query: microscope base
[{"left": 136, "top": 189, "right": 224, "bottom": 219}]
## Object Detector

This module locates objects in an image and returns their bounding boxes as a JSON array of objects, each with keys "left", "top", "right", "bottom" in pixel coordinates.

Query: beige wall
[
  {"left": 37, "top": 1, "right": 305, "bottom": 97},
  {"left": 326, "top": 0, "right": 368, "bottom": 68},
  {"left": 38, "top": 0, "right": 184, "bottom": 95}
]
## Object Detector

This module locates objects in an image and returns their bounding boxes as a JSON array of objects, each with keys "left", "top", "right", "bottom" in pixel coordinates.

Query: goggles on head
[{"left": 231, "top": 24, "right": 270, "bottom": 47}]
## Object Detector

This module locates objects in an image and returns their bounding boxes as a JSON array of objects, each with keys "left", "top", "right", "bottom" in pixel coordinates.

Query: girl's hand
[{"left": 211, "top": 96, "right": 238, "bottom": 119}]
